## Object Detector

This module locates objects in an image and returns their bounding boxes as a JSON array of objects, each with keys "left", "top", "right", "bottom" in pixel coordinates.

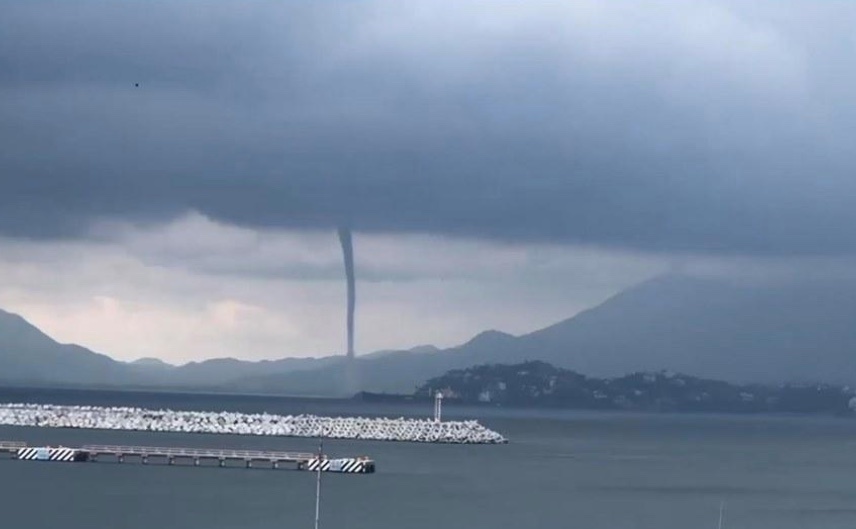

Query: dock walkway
[
  {"left": 0, "top": 441, "right": 375, "bottom": 473},
  {"left": 83, "top": 444, "right": 319, "bottom": 468}
]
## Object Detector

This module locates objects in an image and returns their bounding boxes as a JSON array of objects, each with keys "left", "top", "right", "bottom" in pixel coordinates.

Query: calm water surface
[{"left": 1, "top": 388, "right": 855, "bottom": 529}]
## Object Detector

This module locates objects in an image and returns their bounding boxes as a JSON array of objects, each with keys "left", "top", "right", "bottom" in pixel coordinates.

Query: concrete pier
[{"left": 0, "top": 441, "right": 375, "bottom": 473}]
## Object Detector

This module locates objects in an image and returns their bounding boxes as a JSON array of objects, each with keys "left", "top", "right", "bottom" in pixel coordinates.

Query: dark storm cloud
[{"left": 2, "top": 1, "right": 856, "bottom": 255}]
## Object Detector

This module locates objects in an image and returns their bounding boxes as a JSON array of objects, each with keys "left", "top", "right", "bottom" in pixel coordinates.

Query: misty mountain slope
[
  {"left": 0, "top": 308, "right": 343, "bottom": 390},
  {"left": 232, "top": 332, "right": 527, "bottom": 395},
  {"left": 228, "top": 352, "right": 459, "bottom": 396},
  {"left": 3, "top": 273, "right": 856, "bottom": 395},
  {"left": 0, "top": 309, "right": 133, "bottom": 385},
  {"left": 347, "top": 332, "right": 523, "bottom": 393},
  {"left": 517, "top": 275, "right": 856, "bottom": 383},
  {"left": 253, "top": 275, "right": 856, "bottom": 393},
  {"left": 163, "top": 356, "right": 337, "bottom": 386},
  {"left": 131, "top": 357, "right": 174, "bottom": 368}
]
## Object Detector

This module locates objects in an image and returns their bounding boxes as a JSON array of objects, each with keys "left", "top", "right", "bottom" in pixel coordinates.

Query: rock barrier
[{"left": 0, "top": 403, "right": 507, "bottom": 444}]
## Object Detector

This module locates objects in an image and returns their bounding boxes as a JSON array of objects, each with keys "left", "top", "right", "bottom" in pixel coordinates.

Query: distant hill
[
  {"left": 0, "top": 309, "right": 335, "bottom": 390},
  {"left": 131, "top": 357, "right": 174, "bottom": 368},
  {"left": 515, "top": 275, "right": 856, "bottom": 384},
  {"left": 159, "top": 356, "right": 335, "bottom": 386},
  {"left": 244, "top": 275, "right": 856, "bottom": 394},
  {"left": 414, "top": 360, "right": 856, "bottom": 415},
  {"left": 0, "top": 308, "right": 137, "bottom": 386},
  {"left": 359, "top": 344, "right": 440, "bottom": 359},
  {"left": 4, "top": 274, "right": 856, "bottom": 395}
]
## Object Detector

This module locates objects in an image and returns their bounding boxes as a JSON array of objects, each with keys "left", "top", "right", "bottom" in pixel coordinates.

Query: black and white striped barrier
[
  {"left": 16, "top": 447, "right": 89, "bottom": 462},
  {"left": 3, "top": 442, "right": 376, "bottom": 473},
  {"left": 303, "top": 457, "right": 375, "bottom": 474}
]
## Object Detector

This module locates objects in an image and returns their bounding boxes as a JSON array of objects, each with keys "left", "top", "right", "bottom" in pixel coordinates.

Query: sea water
[{"left": 0, "top": 387, "right": 855, "bottom": 529}]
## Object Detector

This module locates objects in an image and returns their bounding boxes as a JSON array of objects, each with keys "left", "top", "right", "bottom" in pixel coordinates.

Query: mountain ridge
[{"left": 3, "top": 274, "right": 856, "bottom": 395}]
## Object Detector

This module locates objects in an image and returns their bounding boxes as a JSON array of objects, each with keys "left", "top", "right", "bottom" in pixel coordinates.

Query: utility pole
[{"left": 314, "top": 429, "right": 324, "bottom": 529}]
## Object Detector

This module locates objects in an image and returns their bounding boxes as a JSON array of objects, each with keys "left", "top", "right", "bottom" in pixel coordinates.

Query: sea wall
[{"left": 0, "top": 403, "right": 507, "bottom": 444}]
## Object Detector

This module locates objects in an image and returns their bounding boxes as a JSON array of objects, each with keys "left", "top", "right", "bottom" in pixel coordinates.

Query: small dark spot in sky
[{"left": 134, "top": 83, "right": 139, "bottom": 87}]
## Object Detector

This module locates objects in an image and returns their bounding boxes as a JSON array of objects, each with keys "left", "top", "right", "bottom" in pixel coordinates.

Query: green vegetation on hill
[{"left": 416, "top": 361, "right": 856, "bottom": 415}]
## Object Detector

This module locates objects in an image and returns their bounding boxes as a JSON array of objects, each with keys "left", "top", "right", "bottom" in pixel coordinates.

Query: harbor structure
[
  {"left": 0, "top": 403, "right": 507, "bottom": 444},
  {"left": 0, "top": 440, "right": 375, "bottom": 473}
]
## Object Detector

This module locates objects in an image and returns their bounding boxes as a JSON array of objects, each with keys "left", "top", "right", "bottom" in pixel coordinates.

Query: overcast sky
[{"left": 1, "top": 1, "right": 855, "bottom": 363}]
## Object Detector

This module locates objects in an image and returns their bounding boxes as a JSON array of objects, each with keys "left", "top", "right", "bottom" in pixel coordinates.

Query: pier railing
[
  {"left": 82, "top": 444, "right": 318, "bottom": 461},
  {"left": 1, "top": 441, "right": 375, "bottom": 473}
]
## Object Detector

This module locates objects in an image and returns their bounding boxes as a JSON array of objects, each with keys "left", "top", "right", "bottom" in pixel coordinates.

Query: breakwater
[{"left": 0, "top": 403, "right": 507, "bottom": 444}]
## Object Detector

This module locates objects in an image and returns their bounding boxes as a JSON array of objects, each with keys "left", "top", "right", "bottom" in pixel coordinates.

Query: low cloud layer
[{"left": 3, "top": 1, "right": 856, "bottom": 254}]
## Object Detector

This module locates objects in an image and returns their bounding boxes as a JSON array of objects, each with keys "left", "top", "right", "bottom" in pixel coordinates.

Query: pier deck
[{"left": 0, "top": 441, "right": 375, "bottom": 473}]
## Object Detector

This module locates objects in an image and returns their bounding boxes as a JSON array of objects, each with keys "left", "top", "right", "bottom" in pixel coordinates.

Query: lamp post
[{"left": 314, "top": 430, "right": 323, "bottom": 529}]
